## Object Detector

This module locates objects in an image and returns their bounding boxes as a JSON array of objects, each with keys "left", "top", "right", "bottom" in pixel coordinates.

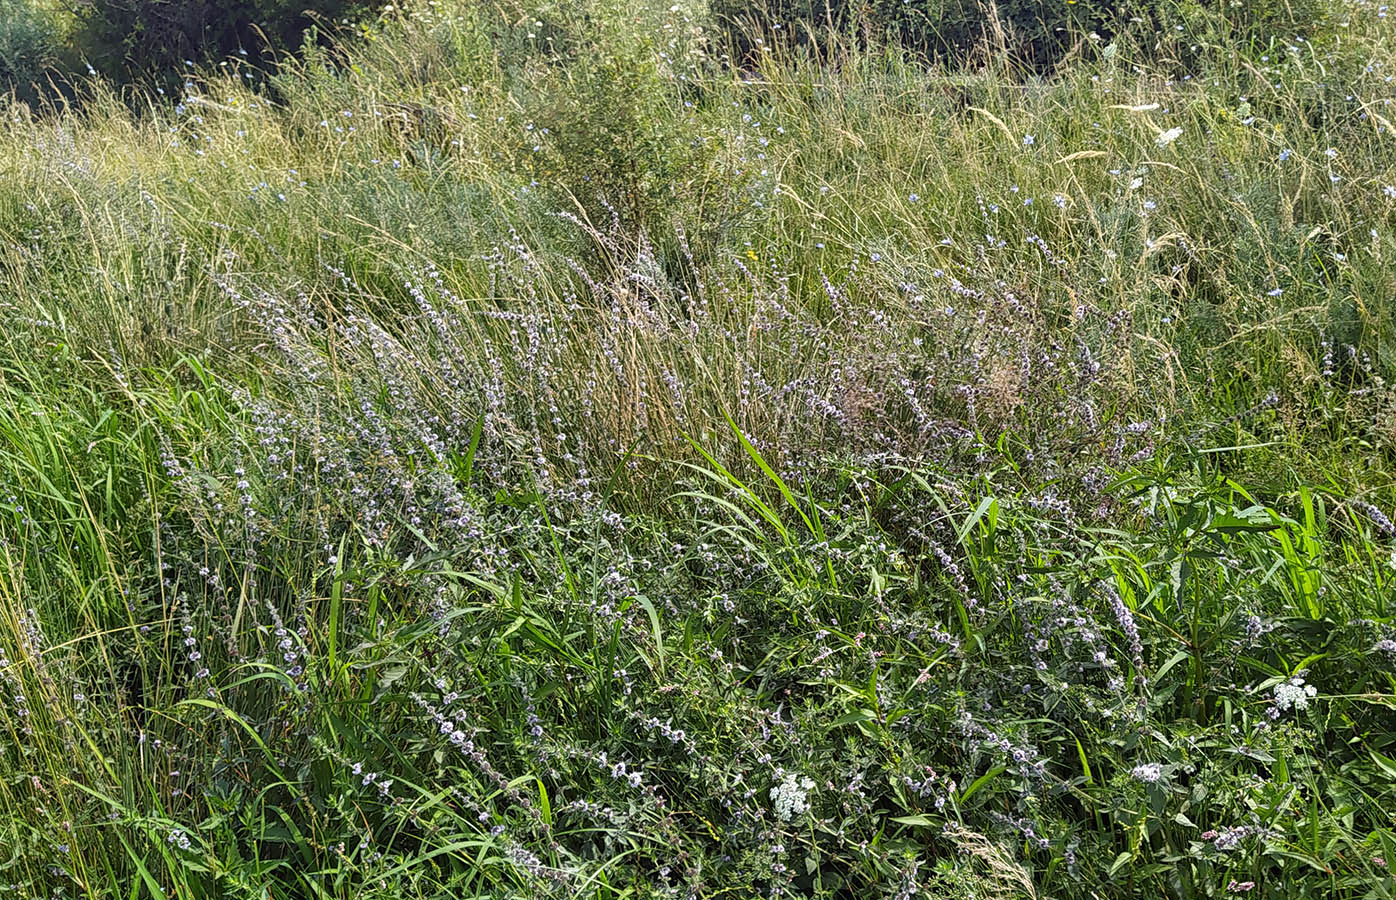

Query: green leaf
[
  {"left": 682, "top": 434, "right": 788, "bottom": 543},
  {"left": 327, "top": 533, "right": 347, "bottom": 678},
  {"left": 1206, "top": 513, "right": 1280, "bottom": 534},
  {"left": 1264, "top": 849, "right": 1332, "bottom": 874},
  {"left": 890, "top": 814, "right": 936, "bottom": 827},
  {"left": 537, "top": 778, "right": 552, "bottom": 826},
  {"left": 114, "top": 832, "right": 168, "bottom": 900},
  {"left": 959, "top": 765, "right": 1005, "bottom": 804},
  {"left": 1154, "top": 649, "right": 1191, "bottom": 682},
  {"left": 499, "top": 615, "right": 528, "bottom": 641},
  {"left": 723, "top": 410, "right": 817, "bottom": 538},
  {"left": 635, "top": 594, "right": 665, "bottom": 675},
  {"left": 1371, "top": 750, "right": 1396, "bottom": 781},
  {"left": 1074, "top": 735, "right": 1094, "bottom": 784},
  {"left": 462, "top": 411, "right": 483, "bottom": 483},
  {"left": 829, "top": 709, "right": 878, "bottom": 728},
  {"left": 958, "top": 495, "right": 997, "bottom": 543}
]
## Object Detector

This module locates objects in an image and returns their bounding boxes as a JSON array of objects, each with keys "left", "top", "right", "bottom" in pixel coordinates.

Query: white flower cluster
[
  {"left": 1131, "top": 762, "right": 1164, "bottom": 784},
  {"left": 1273, "top": 673, "right": 1318, "bottom": 713},
  {"left": 770, "top": 772, "right": 815, "bottom": 822}
]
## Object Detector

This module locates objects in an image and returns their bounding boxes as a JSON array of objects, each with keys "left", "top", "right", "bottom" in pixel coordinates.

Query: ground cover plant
[{"left": 1, "top": 0, "right": 1396, "bottom": 897}]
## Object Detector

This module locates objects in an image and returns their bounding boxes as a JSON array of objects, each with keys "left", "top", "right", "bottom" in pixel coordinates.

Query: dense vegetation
[
  {"left": 0, "top": 0, "right": 374, "bottom": 96},
  {"left": 710, "top": 0, "right": 1335, "bottom": 70},
  {"left": 1, "top": 0, "right": 1396, "bottom": 897}
]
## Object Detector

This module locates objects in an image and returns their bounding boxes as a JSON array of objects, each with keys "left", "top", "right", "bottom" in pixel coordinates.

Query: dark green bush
[
  {"left": 0, "top": 0, "right": 62, "bottom": 103},
  {"left": 71, "top": 0, "right": 377, "bottom": 83},
  {"left": 711, "top": 0, "right": 1332, "bottom": 71},
  {"left": 710, "top": 0, "right": 1106, "bottom": 68},
  {"left": 869, "top": 0, "right": 1108, "bottom": 67}
]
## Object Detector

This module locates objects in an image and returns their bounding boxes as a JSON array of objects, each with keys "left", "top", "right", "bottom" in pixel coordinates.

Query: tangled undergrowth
[{"left": 1, "top": 0, "right": 1395, "bottom": 897}]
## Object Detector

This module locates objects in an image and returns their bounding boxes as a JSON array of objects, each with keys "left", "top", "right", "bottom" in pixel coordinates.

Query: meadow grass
[{"left": 0, "top": 1, "right": 1395, "bottom": 897}]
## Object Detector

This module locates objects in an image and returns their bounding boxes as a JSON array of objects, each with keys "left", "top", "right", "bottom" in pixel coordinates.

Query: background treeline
[
  {"left": 1, "top": 0, "right": 1333, "bottom": 103},
  {"left": 0, "top": 0, "right": 373, "bottom": 100}
]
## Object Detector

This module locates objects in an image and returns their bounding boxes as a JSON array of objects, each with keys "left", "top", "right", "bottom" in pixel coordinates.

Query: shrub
[
  {"left": 70, "top": 0, "right": 378, "bottom": 83},
  {"left": 711, "top": 0, "right": 1333, "bottom": 71},
  {"left": 528, "top": 44, "right": 710, "bottom": 227},
  {"left": 484, "top": 0, "right": 714, "bottom": 228},
  {"left": 0, "top": 0, "right": 62, "bottom": 102}
]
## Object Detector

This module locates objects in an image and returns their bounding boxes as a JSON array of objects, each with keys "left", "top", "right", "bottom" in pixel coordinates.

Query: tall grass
[{"left": 0, "top": 0, "right": 1395, "bottom": 897}]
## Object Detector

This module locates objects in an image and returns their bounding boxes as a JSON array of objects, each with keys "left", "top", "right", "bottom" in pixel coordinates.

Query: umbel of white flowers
[
  {"left": 1273, "top": 673, "right": 1318, "bottom": 714},
  {"left": 770, "top": 773, "right": 815, "bottom": 822}
]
